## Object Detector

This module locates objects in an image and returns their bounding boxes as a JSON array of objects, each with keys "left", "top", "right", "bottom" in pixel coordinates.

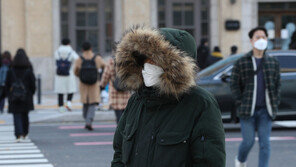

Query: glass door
[{"left": 259, "top": 2, "right": 296, "bottom": 50}]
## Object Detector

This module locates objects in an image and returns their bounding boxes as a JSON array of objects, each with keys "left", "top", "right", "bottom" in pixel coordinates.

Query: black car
[{"left": 197, "top": 50, "right": 296, "bottom": 122}]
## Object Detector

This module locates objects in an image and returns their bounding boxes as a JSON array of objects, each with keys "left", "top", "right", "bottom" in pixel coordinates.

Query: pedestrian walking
[
  {"left": 196, "top": 38, "right": 210, "bottom": 70},
  {"left": 206, "top": 46, "right": 223, "bottom": 67},
  {"left": 54, "top": 38, "right": 79, "bottom": 112},
  {"left": 74, "top": 42, "right": 105, "bottom": 131},
  {"left": 5, "top": 49, "right": 36, "bottom": 142},
  {"left": 111, "top": 27, "right": 225, "bottom": 167},
  {"left": 0, "top": 51, "right": 12, "bottom": 113},
  {"left": 230, "top": 27, "right": 281, "bottom": 167},
  {"left": 100, "top": 58, "right": 131, "bottom": 124}
]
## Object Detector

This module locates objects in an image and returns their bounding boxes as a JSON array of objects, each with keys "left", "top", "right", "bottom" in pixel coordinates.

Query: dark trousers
[
  {"left": 0, "top": 98, "right": 4, "bottom": 113},
  {"left": 58, "top": 93, "right": 73, "bottom": 107},
  {"left": 13, "top": 112, "right": 29, "bottom": 138},
  {"left": 114, "top": 110, "right": 124, "bottom": 124}
]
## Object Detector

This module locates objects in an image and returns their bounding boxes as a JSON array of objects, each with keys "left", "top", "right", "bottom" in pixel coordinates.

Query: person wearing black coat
[
  {"left": 5, "top": 49, "right": 36, "bottom": 141},
  {"left": 196, "top": 38, "right": 210, "bottom": 70}
]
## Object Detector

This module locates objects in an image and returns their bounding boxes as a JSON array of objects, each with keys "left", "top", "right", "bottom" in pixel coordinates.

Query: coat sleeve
[
  {"left": 28, "top": 70, "right": 36, "bottom": 95},
  {"left": 111, "top": 95, "right": 135, "bottom": 167},
  {"left": 100, "top": 60, "right": 112, "bottom": 88},
  {"left": 5, "top": 70, "right": 12, "bottom": 97},
  {"left": 190, "top": 96, "right": 226, "bottom": 167},
  {"left": 230, "top": 60, "right": 243, "bottom": 106},
  {"left": 274, "top": 60, "right": 281, "bottom": 105},
  {"left": 74, "top": 59, "right": 80, "bottom": 77}
]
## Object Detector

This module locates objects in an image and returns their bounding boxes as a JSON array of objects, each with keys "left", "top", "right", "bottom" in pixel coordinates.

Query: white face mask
[
  {"left": 254, "top": 39, "right": 268, "bottom": 51},
  {"left": 142, "top": 63, "right": 164, "bottom": 87}
]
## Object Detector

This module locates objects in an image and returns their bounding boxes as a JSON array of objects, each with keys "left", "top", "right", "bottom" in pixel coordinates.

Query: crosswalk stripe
[
  {"left": 0, "top": 127, "right": 13, "bottom": 132},
  {"left": 0, "top": 137, "right": 19, "bottom": 141},
  {"left": 0, "top": 126, "right": 53, "bottom": 167},
  {"left": 0, "top": 140, "right": 31, "bottom": 144},
  {"left": 0, "top": 150, "right": 41, "bottom": 154},
  {"left": 0, "top": 159, "right": 48, "bottom": 164},
  {"left": 0, "top": 143, "right": 35, "bottom": 147},
  {"left": 0, "top": 164, "right": 53, "bottom": 167},
  {"left": 0, "top": 154, "right": 44, "bottom": 159},
  {"left": 0, "top": 146, "right": 38, "bottom": 150},
  {"left": 0, "top": 133, "right": 14, "bottom": 135}
]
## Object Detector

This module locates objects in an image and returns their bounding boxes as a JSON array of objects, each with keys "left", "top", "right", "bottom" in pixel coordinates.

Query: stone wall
[{"left": 1, "top": 0, "right": 55, "bottom": 91}]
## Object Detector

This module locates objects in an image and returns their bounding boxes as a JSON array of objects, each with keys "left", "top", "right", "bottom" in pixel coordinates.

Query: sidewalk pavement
[{"left": 0, "top": 92, "right": 117, "bottom": 125}]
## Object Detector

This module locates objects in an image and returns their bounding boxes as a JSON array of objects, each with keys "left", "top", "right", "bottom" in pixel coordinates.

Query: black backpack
[
  {"left": 56, "top": 51, "right": 72, "bottom": 76},
  {"left": 79, "top": 55, "right": 98, "bottom": 85},
  {"left": 9, "top": 70, "right": 28, "bottom": 103}
]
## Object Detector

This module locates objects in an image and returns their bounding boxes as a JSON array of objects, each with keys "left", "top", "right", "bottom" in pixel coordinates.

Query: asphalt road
[{"left": 1, "top": 122, "right": 296, "bottom": 167}]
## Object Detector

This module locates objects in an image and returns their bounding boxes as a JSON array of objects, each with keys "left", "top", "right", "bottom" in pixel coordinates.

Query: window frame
[
  {"left": 158, "top": 0, "right": 209, "bottom": 46},
  {"left": 60, "top": 0, "right": 114, "bottom": 55}
]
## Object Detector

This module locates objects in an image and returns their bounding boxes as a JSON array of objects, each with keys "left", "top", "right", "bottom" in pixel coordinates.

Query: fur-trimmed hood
[{"left": 115, "top": 27, "right": 198, "bottom": 98}]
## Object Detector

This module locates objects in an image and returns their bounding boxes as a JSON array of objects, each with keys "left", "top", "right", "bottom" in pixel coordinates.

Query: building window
[
  {"left": 60, "top": 0, "right": 114, "bottom": 55},
  {"left": 201, "top": 0, "right": 209, "bottom": 39},
  {"left": 158, "top": 0, "right": 166, "bottom": 28},
  {"left": 61, "top": 0, "right": 69, "bottom": 39},
  {"left": 157, "top": 0, "right": 209, "bottom": 45}
]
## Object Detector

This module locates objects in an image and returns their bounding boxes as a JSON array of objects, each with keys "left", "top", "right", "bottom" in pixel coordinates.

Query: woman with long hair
[{"left": 5, "top": 48, "right": 36, "bottom": 142}]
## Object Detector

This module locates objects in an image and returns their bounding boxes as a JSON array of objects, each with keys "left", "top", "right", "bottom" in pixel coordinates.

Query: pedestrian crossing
[{"left": 0, "top": 126, "right": 54, "bottom": 167}]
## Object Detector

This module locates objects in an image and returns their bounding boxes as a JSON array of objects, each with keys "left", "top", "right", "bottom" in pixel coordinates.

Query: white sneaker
[
  {"left": 66, "top": 101, "right": 72, "bottom": 111},
  {"left": 59, "top": 106, "right": 66, "bottom": 113},
  {"left": 235, "top": 156, "right": 247, "bottom": 167},
  {"left": 16, "top": 138, "right": 21, "bottom": 143}
]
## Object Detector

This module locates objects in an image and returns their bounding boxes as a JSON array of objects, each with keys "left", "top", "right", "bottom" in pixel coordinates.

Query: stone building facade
[{"left": 1, "top": 0, "right": 295, "bottom": 91}]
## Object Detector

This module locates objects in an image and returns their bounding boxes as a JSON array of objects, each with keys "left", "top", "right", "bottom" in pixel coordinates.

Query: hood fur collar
[{"left": 115, "top": 27, "right": 197, "bottom": 98}]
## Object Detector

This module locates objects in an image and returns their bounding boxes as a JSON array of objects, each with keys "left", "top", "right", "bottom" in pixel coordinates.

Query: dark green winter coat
[{"left": 111, "top": 27, "right": 225, "bottom": 167}]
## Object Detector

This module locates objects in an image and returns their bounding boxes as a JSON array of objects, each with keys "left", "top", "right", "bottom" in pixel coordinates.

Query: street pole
[{"left": 37, "top": 74, "right": 41, "bottom": 104}]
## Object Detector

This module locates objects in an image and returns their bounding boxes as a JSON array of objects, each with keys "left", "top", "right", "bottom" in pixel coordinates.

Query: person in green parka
[{"left": 111, "top": 27, "right": 225, "bottom": 167}]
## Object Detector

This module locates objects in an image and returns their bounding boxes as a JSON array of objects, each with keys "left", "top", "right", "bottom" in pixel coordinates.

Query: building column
[
  {"left": 52, "top": 0, "right": 61, "bottom": 52},
  {"left": 24, "top": 0, "right": 54, "bottom": 90},
  {"left": 241, "top": 0, "right": 258, "bottom": 53},
  {"left": 150, "top": 0, "right": 158, "bottom": 28},
  {"left": 122, "top": 0, "right": 151, "bottom": 30},
  {"left": 1, "top": 0, "right": 26, "bottom": 53},
  {"left": 219, "top": 0, "right": 242, "bottom": 56},
  {"left": 210, "top": 0, "right": 220, "bottom": 51},
  {"left": 114, "top": 0, "right": 123, "bottom": 42}
]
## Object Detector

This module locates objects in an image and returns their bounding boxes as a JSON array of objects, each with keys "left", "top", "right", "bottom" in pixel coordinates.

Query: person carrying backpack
[
  {"left": 54, "top": 38, "right": 79, "bottom": 113},
  {"left": 100, "top": 58, "right": 131, "bottom": 124},
  {"left": 74, "top": 42, "right": 105, "bottom": 131},
  {"left": 5, "top": 49, "right": 36, "bottom": 142},
  {"left": 0, "top": 51, "right": 12, "bottom": 114}
]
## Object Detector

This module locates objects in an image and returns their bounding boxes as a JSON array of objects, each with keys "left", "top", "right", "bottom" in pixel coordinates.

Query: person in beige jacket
[{"left": 74, "top": 42, "right": 105, "bottom": 131}]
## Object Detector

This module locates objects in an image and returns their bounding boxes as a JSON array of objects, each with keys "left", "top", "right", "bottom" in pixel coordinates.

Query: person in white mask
[
  {"left": 141, "top": 59, "right": 164, "bottom": 87},
  {"left": 111, "top": 27, "right": 226, "bottom": 167},
  {"left": 230, "top": 27, "right": 281, "bottom": 167}
]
